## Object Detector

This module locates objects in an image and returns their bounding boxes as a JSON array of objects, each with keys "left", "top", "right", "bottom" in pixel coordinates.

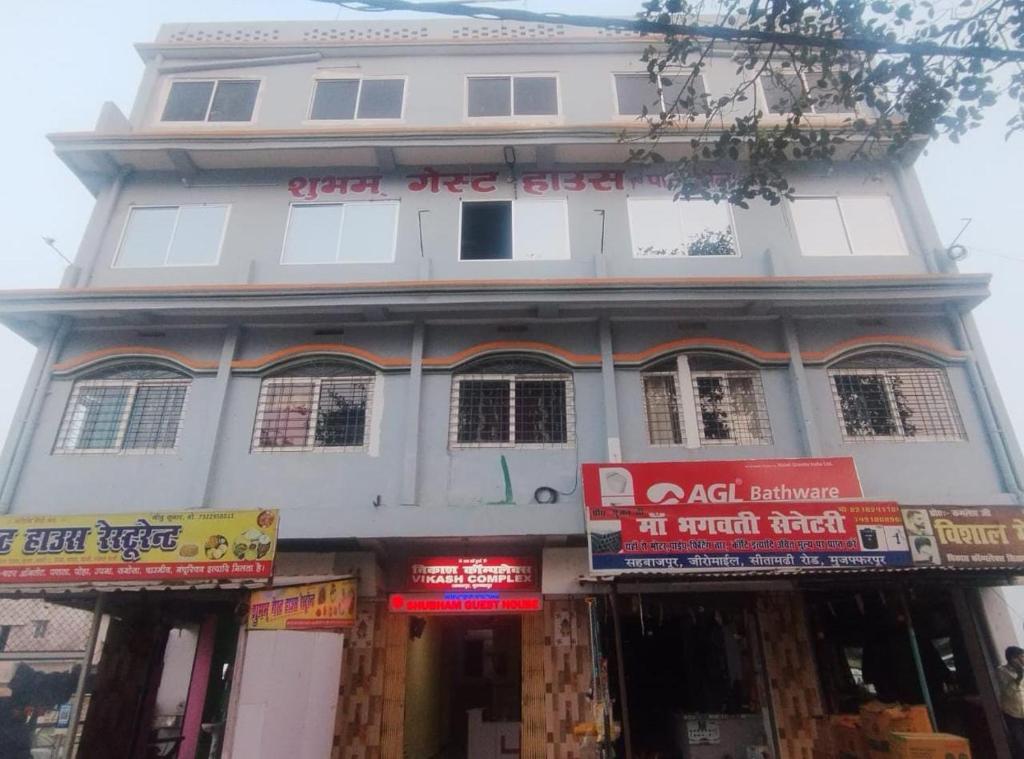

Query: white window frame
[
  {"left": 252, "top": 374, "right": 379, "bottom": 453},
  {"left": 457, "top": 198, "right": 571, "bottom": 262},
  {"left": 158, "top": 77, "right": 264, "bottom": 124},
  {"left": 627, "top": 196, "right": 741, "bottom": 258},
  {"left": 112, "top": 204, "right": 230, "bottom": 269},
  {"left": 828, "top": 366, "right": 966, "bottom": 442},
  {"left": 280, "top": 201, "right": 400, "bottom": 265},
  {"left": 640, "top": 357, "right": 772, "bottom": 448},
  {"left": 305, "top": 74, "right": 409, "bottom": 123},
  {"left": 611, "top": 71, "right": 710, "bottom": 119},
  {"left": 54, "top": 378, "right": 191, "bottom": 455},
  {"left": 754, "top": 71, "right": 857, "bottom": 116},
  {"left": 464, "top": 74, "right": 561, "bottom": 121},
  {"left": 449, "top": 373, "right": 575, "bottom": 449},
  {"left": 787, "top": 195, "right": 909, "bottom": 257}
]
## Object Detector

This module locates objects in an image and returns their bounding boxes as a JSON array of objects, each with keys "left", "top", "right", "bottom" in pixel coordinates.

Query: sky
[{"left": 0, "top": 0, "right": 1021, "bottom": 453}]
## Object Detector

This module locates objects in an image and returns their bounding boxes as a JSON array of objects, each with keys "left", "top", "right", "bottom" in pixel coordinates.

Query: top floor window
[
  {"left": 450, "top": 357, "right": 574, "bottom": 448},
  {"left": 789, "top": 196, "right": 908, "bottom": 257},
  {"left": 55, "top": 364, "right": 191, "bottom": 453},
  {"left": 628, "top": 197, "right": 737, "bottom": 257},
  {"left": 252, "top": 361, "right": 376, "bottom": 452},
  {"left": 759, "top": 72, "right": 851, "bottom": 115},
  {"left": 641, "top": 355, "right": 772, "bottom": 446},
  {"left": 162, "top": 79, "right": 259, "bottom": 122},
  {"left": 310, "top": 78, "right": 405, "bottom": 120},
  {"left": 467, "top": 76, "right": 558, "bottom": 117},
  {"left": 614, "top": 72, "right": 708, "bottom": 116},
  {"left": 828, "top": 353, "right": 965, "bottom": 442}
]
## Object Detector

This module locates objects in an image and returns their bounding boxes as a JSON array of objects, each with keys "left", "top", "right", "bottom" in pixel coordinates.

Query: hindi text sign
[
  {"left": 248, "top": 579, "right": 357, "bottom": 630},
  {"left": 0, "top": 510, "right": 277, "bottom": 584}
]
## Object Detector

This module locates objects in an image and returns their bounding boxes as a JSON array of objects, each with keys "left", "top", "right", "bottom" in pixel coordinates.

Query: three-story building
[{"left": 1, "top": 18, "right": 1022, "bottom": 759}]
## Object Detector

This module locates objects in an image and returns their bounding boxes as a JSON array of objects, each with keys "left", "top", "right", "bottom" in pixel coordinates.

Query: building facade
[{"left": 0, "top": 18, "right": 1022, "bottom": 759}]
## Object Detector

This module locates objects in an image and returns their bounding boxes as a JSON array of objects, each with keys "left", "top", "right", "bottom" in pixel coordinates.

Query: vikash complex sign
[
  {"left": 389, "top": 556, "right": 541, "bottom": 614},
  {"left": 583, "top": 458, "right": 915, "bottom": 574}
]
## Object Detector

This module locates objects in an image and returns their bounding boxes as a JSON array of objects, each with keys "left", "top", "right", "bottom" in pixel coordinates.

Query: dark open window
[{"left": 460, "top": 201, "right": 512, "bottom": 260}]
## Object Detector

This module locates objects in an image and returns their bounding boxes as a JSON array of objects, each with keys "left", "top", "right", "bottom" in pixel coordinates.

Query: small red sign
[
  {"left": 407, "top": 556, "right": 538, "bottom": 592},
  {"left": 389, "top": 592, "right": 543, "bottom": 614},
  {"left": 582, "top": 457, "right": 862, "bottom": 514}
]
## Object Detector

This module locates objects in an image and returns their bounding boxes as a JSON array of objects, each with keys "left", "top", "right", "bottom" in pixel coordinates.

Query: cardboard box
[
  {"left": 859, "top": 702, "right": 933, "bottom": 757},
  {"left": 887, "top": 732, "right": 971, "bottom": 759},
  {"left": 832, "top": 715, "right": 867, "bottom": 759}
]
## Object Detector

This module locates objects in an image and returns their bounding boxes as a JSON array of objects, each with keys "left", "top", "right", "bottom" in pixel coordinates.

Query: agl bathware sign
[{"left": 0, "top": 509, "right": 278, "bottom": 584}]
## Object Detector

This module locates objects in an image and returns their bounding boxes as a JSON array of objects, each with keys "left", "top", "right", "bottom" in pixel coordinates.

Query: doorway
[
  {"left": 603, "top": 593, "right": 773, "bottom": 759},
  {"left": 404, "top": 615, "right": 522, "bottom": 759}
]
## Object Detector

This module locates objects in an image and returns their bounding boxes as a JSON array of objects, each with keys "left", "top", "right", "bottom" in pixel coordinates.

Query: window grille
[
  {"left": 449, "top": 359, "right": 573, "bottom": 448},
  {"left": 829, "top": 359, "right": 965, "bottom": 441},
  {"left": 641, "top": 373, "right": 684, "bottom": 445},
  {"left": 641, "top": 356, "right": 772, "bottom": 446},
  {"left": 55, "top": 365, "right": 189, "bottom": 453},
  {"left": 252, "top": 362, "right": 374, "bottom": 451},
  {"left": 691, "top": 371, "right": 772, "bottom": 445}
]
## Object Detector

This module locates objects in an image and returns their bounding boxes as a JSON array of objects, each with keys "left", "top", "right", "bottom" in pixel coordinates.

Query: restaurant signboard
[
  {"left": 0, "top": 509, "right": 278, "bottom": 584},
  {"left": 248, "top": 578, "right": 357, "bottom": 630}
]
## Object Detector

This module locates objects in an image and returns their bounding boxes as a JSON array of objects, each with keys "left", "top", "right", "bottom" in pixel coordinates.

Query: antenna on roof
[{"left": 41, "top": 237, "right": 73, "bottom": 266}]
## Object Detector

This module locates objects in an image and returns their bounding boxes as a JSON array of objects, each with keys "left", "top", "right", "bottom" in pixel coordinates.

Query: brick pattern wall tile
[
  {"left": 334, "top": 600, "right": 388, "bottom": 759},
  {"left": 758, "top": 592, "right": 825, "bottom": 759}
]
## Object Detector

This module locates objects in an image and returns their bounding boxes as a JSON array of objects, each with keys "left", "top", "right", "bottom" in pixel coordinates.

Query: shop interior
[
  {"left": 404, "top": 614, "right": 522, "bottom": 759},
  {"left": 806, "top": 584, "right": 996, "bottom": 757},
  {"left": 602, "top": 592, "right": 773, "bottom": 759},
  {"left": 76, "top": 594, "right": 240, "bottom": 759}
]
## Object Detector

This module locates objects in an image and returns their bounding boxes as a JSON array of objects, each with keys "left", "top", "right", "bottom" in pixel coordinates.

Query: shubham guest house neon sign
[{"left": 389, "top": 592, "right": 542, "bottom": 614}]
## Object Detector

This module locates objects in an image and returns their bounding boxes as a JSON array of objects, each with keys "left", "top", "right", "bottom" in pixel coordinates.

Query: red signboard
[
  {"left": 582, "top": 457, "right": 862, "bottom": 513},
  {"left": 389, "top": 592, "right": 543, "bottom": 614},
  {"left": 407, "top": 556, "right": 538, "bottom": 592}
]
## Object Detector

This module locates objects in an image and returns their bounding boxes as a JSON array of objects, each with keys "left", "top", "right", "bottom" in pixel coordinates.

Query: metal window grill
[
  {"left": 450, "top": 373, "right": 573, "bottom": 448},
  {"left": 829, "top": 367, "right": 965, "bottom": 441},
  {"left": 641, "top": 373, "right": 684, "bottom": 445},
  {"left": 252, "top": 374, "right": 373, "bottom": 451},
  {"left": 55, "top": 371, "right": 189, "bottom": 453},
  {"left": 692, "top": 371, "right": 773, "bottom": 445}
]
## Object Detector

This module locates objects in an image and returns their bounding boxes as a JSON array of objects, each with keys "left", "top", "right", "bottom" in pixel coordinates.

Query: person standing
[{"left": 998, "top": 646, "right": 1024, "bottom": 758}]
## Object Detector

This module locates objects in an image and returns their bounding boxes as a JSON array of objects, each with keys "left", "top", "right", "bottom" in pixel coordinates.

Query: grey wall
[
  {"left": 80, "top": 163, "right": 927, "bottom": 290},
  {"left": 8, "top": 315, "right": 1016, "bottom": 540}
]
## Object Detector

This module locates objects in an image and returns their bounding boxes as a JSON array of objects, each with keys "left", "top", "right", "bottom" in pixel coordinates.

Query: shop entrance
[
  {"left": 604, "top": 593, "right": 773, "bottom": 759},
  {"left": 403, "top": 614, "right": 522, "bottom": 759}
]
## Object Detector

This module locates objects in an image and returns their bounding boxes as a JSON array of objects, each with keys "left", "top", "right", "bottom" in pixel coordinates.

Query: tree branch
[{"left": 320, "top": 0, "right": 1024, "bottom": 62}]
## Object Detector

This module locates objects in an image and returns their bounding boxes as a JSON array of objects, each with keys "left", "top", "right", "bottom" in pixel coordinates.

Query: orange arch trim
[
  {"left": 232, "top": 343, "right": 410, "bottom": 371},
  {"left": 614, "top": 338, "right": 789, "bottom": 366},
  {"left": 802, "top": 335, "right": 967, "bottom": 364},
  {"left": 423, "top": 341, "right": 601, "bottom": 369},
  {"left": 52, "top": 346, "right": 218, "bottom": 374}
]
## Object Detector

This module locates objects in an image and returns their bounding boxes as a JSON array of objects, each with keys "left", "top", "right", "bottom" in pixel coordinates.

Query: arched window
[
  {"left": 449, "top": 356, "right": 574, "bottom": 447},
  {"left": 55, "top": 363, "right": 190, "bottom": 452},
  {"left": 828, "top": 352, "right": 964, "bottom": 441},
  {"left": 640, "top": 354, "right": 771, "bottom": 446},
  {"left": 252, "top": 360, "right": 375, "bottom": 451}
]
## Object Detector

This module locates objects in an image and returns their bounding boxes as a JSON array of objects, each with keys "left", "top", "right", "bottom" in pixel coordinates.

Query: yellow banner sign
[
  {"left": 0, "top": 510, "right": 278, "bottom": 584},
  {"left": 248, "top": 579, "right": 357, "bottom": 630}
]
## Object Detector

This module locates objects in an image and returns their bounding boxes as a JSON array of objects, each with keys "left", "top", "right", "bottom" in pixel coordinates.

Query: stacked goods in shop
[
  {"left": 886, "top": 732, "right": 971, "bottom": 759},
  {"left": 829, "top": 714, "right": 867, "bottom": 759},
  {"left": 859, "top": 702, "right": 933, "bottom": 758}
]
